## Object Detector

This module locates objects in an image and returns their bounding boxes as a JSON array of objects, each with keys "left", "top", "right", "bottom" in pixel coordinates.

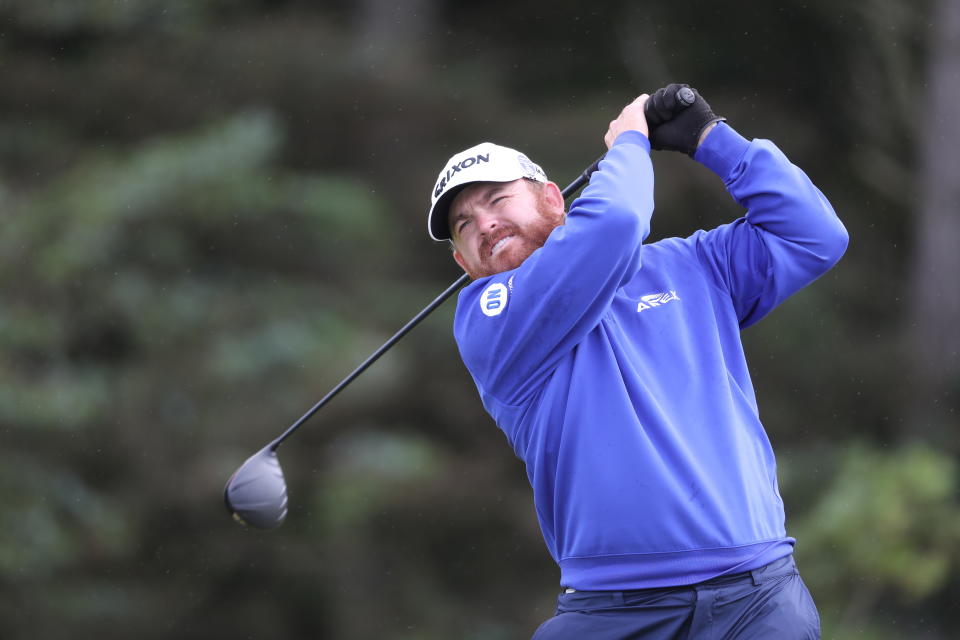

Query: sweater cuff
[
  {"left": 693, "top": 122, "right": 750, "bottom": 182},
  {"left": 613, "top": 130, "right": 651, "bottom": 153}
]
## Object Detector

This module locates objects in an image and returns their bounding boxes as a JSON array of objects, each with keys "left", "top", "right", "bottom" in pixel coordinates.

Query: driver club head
[{"left": 224, "top": 445, "right": 289, "bottom": 529}]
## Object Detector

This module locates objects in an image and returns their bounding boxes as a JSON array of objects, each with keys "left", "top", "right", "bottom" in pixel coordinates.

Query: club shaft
[
  {"left": 269, "top": 154, "right": 606, "bottom": 450},
  {"left": 271, "top": 273, "right": 470, "bottom": 448}
]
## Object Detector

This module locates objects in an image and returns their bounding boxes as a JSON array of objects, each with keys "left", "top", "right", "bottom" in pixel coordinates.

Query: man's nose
[{"left": 477, "top": 211, "right": 499, "bottom": 233}]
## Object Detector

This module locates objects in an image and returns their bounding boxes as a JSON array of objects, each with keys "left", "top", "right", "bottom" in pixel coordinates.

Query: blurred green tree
[{"left": 793, "top": 444, "right": 960, "bottom": 639}]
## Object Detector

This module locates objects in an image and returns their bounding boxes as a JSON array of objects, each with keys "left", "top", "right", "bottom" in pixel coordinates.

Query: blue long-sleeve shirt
[{"left": 453, "top": 123, "right": 849, "bottom": 590}]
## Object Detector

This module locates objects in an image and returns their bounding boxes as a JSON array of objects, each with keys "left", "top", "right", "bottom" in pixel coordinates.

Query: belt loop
[{"left": 749, "top": 554, "right": 794, "bottom": 586}]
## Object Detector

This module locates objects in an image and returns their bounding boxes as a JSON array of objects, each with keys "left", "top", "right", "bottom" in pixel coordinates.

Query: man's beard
[{"left": 467, "top": 207, "right": 562, "bottom": 279}]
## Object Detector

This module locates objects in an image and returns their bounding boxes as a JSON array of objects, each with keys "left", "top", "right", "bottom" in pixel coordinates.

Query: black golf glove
[{"left": 645, "top": 83, "right": 726, "bottom": 156}]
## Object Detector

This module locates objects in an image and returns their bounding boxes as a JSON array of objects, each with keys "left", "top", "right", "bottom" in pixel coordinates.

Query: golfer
[{"left": 426, "top": 85, "right": 847, "bottom": 639}]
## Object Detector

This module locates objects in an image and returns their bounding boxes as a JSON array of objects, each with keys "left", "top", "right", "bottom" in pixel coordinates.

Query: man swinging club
[{"left": 426, "top": 84, "right": 848, "bottom": 639}]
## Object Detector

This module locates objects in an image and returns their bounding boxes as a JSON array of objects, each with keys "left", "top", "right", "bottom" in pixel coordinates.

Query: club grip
[
  {"left": 561, "top": 153, "right": 605, "bottom": 198},
  {"left": 676, "top": 86, "right": 696, "bottom": 106},
  {"left": 644, "top": 85, "right": 696, "bottom": 121}
]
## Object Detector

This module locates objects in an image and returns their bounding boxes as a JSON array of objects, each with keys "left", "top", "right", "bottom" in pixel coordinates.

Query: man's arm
[
  {"left": 692, "top": 122, "right": 849, "bottom": 326},
  {"left": 643, "top": 84, "right": 848, "bottom": 325},
  {"left": 455, "top": 99, "right": 655, "bottom": 405}
]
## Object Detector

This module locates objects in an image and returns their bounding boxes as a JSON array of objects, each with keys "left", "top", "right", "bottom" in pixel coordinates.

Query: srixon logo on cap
[{"left": 434, "top": 153, "right": 490, "bottom": 198}]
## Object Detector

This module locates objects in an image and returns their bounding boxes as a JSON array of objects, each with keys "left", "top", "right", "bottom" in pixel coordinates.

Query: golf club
[
  {"left": 224, "top": 90, "right": 692, "bottom": 529},
  {"left": 223, "top": 159, "right": 602, "bottom": 529}
]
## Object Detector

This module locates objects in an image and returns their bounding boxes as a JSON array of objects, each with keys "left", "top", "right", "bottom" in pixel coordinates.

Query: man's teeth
[{"left": 492, "top": 236, "right": 511, "bottom": 255}]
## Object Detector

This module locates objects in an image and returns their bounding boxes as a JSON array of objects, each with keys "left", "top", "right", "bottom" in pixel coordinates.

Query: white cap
[{"left": 427, "top": 142, "right": 548, "bottom": 241}]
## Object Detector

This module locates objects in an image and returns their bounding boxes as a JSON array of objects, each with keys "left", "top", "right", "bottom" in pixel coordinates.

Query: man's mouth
[{"left": 490, "top": 235, "right": 514, "bottom": 257}]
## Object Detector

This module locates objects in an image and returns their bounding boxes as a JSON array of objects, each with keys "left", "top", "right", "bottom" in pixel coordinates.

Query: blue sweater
[{"left": 452, "top": 123, "right": 849, "bottom": 590}]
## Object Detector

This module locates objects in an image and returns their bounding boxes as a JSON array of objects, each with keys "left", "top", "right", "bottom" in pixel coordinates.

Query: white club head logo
[{"left": 480, "top": 283, "right": 508, "bottom": 317}]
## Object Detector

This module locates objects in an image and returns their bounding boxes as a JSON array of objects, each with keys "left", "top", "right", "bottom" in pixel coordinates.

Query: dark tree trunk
[{"left": 907, "top": 0, "right": 960, "bottom": 445}]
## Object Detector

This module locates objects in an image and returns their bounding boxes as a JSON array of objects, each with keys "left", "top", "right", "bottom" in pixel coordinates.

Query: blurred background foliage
[{"left": 0, "top": 0, "right": 957, "bottom": 638}]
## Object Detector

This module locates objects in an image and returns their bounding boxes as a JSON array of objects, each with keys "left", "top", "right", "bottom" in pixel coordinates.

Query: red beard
[{"left": 468, "top": 209, "right": 562, "bottom": 279}]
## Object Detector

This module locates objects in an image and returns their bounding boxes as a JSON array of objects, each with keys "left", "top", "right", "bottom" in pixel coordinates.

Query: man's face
[{"left": 449, "top": 179, "right": 565, "bottom": 279}]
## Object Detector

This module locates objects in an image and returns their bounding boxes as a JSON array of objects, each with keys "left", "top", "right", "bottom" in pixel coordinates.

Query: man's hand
[
  {"left": 604, "top": 94, "right": 650, "bottom": 149},
  {"left": 646, "top": 84, "right": 725, "bottom": 155}
]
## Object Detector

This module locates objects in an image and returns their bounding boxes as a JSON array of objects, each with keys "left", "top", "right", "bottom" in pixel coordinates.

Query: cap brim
[{"left": 428, "top": 184, "right": 469, "bottom": 241}]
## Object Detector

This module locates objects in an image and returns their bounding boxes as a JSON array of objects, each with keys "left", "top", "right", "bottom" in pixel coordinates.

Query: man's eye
[
  {"left": 492, "top": 196, "right": 508, "bottom": 205},
  {"left": 458, "top": 220, "right": 471, "bottom": 233}
]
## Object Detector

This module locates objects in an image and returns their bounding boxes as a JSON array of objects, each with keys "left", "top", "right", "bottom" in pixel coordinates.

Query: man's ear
[
  {"left": 453, "top": 248, "right": 469, "bottom": 275},
  {"left": 543, "top": 181, "right": 565, "bottom": 218}
]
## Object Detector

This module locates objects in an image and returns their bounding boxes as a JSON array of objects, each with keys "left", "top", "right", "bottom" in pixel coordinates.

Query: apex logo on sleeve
[{"left": 637, "top": 291, "right": 680, "bottom": 312}]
